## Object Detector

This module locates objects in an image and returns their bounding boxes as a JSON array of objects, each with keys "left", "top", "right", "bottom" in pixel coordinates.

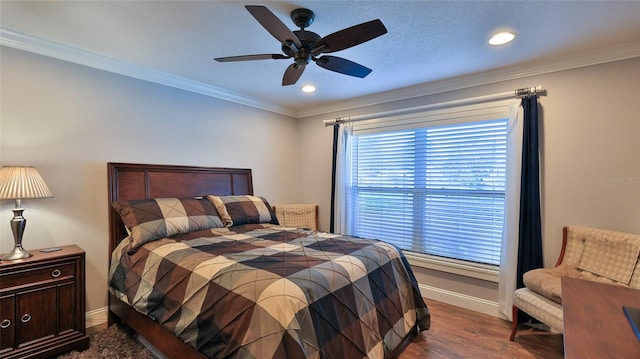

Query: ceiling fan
[{"left": 214, "top": 5, "right": 388, "bottom": 86}]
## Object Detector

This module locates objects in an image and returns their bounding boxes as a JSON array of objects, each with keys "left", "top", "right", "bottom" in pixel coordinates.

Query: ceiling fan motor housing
[
  {"left": 282, "top": 8, "right": 320, "bottom": 66},
  {"left": 284, "top": 30, "right": 322, "bottom": 65}
]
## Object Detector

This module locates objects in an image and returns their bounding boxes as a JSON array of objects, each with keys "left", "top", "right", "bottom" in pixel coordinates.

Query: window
[{"left": 345, "top": 101, "right": 512, "bottom": 267}]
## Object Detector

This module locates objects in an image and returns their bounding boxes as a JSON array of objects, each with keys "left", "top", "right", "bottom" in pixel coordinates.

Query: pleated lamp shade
[{"left": 0, "top": 166, "right": 53, "bottom": 200}]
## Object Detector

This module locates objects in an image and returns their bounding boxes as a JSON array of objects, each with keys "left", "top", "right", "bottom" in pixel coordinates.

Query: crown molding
[
  {"left": 295, "top": 40, "right": 640, "bottom": 118},
  {"left": 3, "top": 28, "right": 638, "bottom": 119},
  {"left": 0, "top": 28, "right": 297, "bottom": 117}
]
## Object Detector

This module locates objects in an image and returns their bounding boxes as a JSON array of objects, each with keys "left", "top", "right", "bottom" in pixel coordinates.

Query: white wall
[
  {"left": 0, "top": 47, "right": 299, "bottom": 313},
  {"left": 298, "top": 57, "right": 640, "bottom": 308}
]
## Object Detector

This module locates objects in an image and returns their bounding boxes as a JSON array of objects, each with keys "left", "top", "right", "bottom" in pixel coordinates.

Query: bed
[{"left": 107, "top": 162, "right": 430, "bottom": 359}]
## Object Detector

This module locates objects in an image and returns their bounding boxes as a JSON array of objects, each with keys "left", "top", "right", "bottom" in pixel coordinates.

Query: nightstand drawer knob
[
  {"left": 20, "top": 314, "right": 31, "bottom": 323},
  {"left": 0, "top": 319, "right": 10, "bottom": 328},
  {"left": 52, "top": 269, "right": 62, "bottom": 278}
]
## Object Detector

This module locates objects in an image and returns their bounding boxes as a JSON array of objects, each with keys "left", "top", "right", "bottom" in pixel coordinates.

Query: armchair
[
  {"left": 273, "top": 204, "right": 318, "bottom": 230},
  {"left": 510, "top": 225, "right": 640, "bottom": 340}
]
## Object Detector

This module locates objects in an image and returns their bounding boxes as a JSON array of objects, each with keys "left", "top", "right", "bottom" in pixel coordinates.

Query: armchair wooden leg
[{"left": 509, "top": 305, "right": 519, "bottom": 341}]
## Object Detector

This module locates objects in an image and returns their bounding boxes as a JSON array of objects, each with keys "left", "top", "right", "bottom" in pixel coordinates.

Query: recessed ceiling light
[
  {"left": 301, "top": 84, "right": 316, "bottom": 93},
  {"left": 489, "top": 31, "right": 516, "bottom": 46}
]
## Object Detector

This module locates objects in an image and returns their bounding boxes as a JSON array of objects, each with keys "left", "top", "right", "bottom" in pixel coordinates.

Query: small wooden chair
[{"left": 273, "top": 204, "right": 318, "bottom": 230}]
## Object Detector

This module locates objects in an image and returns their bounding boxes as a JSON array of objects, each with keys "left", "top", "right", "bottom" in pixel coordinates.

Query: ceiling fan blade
[
  {"left": 245, "top": 5, "right": 302, "bottom": 50},
  {"left": 214, "top": 54, "right": 289, "bottom": 62},
  {"left": 312, "top": 19, "right": 387, "bottom": 54},
  {"left": 314, "top": 55, "right": 372, "bottom": 78},
  {"left": 282, "top": 63, "right": 305, "bottom": 86}
]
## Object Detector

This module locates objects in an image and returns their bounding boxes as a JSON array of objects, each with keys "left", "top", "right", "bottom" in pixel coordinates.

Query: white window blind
[{"left": 348, "top": 101, "right": 510, "bottom": 266}]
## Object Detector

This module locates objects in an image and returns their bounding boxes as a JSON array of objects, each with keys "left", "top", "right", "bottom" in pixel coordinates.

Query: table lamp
[{"left": 0, "top": 166, "right": 53, "bottom": 260}]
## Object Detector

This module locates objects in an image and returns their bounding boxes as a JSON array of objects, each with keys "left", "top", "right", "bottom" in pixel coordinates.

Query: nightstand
[{"left": 0, "top": 245, "right": 89, "bottom": 358}]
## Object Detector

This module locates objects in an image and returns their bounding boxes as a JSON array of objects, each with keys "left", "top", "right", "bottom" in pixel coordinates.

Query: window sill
[{"left": 403, "top": 251, "right": 499, "bottom": 283}]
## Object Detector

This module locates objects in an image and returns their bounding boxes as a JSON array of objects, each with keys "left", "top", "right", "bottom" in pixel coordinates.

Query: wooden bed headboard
[{"left": 107, "top": 162, "right": 253, "bottom": 255}]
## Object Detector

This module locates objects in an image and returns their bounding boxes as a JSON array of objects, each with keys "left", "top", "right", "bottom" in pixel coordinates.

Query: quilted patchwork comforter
[{"left": 109, "top": 224, "right": 430, "bottom": 358}]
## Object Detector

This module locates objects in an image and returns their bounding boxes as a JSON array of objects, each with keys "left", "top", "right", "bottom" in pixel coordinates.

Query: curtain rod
[{"left": 323, "top": 85, "right": 544, "bottom": 126}]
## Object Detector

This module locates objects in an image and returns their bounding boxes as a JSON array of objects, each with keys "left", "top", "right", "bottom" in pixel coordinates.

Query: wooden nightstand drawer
[
  {"left": 0, "top": 245, "right": 89, "bottom": 358},
  {"left": 0, "top": 262, "right": 75, "bottom": 290}
]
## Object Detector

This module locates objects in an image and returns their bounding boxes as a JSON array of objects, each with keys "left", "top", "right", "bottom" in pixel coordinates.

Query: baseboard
[
  {"left": 418, "top": 283, "right": 500, "bottom": 318},
  {"left": 86, "top": 306, "right": 108, "bottom": 328}
]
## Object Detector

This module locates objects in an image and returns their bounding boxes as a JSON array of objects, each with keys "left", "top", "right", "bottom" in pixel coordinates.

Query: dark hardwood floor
[{"left": 399, "top": 299, "right": 564, "bottom": 358}]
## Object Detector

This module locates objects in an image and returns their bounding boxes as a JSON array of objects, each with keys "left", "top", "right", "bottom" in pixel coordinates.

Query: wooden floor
[
  {"left": 90, "top": 299, "right": 564, "bottom": 358},
  {"left": 398, "top": 299, "right": 564, "bottom": 358}
]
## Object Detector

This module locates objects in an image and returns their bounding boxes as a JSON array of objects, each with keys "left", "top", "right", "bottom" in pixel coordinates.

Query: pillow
[
  {"left": 523, "top": 267, "right": 564, "bottom": 304},
  {"left": 206, "top": 195, "right": 279, "bottom": 227},
  {"left": 112, "top": 196, "right": 224, "bottom": 250},
  {"left": 576, "top": 239, "right": 640, "bottom": 284},
  {"left": 206, "top": 195, "right": 233, "bottom": 227}
]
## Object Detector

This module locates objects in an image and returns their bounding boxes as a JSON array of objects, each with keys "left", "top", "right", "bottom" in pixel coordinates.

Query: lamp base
[
  {"left": 3, "top": 245, "right": 32, "bottom": 260},
  {"left": 4, "top": 205, "right": 31, "bottom": 260}
]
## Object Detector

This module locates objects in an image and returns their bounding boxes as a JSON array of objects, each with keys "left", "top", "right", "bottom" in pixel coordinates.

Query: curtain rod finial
[
  {"left": 324, "top": 118, "right": 347, "bottom": 127},
  {"left": 515, "top": 85, "right": 544, "bottom": 97}
]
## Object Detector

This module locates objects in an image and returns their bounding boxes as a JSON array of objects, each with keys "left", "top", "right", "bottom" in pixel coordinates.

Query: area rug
[{"left": 57, "top": 324, "right": 156, "bottom": 359}]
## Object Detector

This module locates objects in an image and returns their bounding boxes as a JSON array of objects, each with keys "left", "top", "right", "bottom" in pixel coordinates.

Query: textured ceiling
[{"left": 2, "top": 1, "right": 640, "bottom": 117}]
